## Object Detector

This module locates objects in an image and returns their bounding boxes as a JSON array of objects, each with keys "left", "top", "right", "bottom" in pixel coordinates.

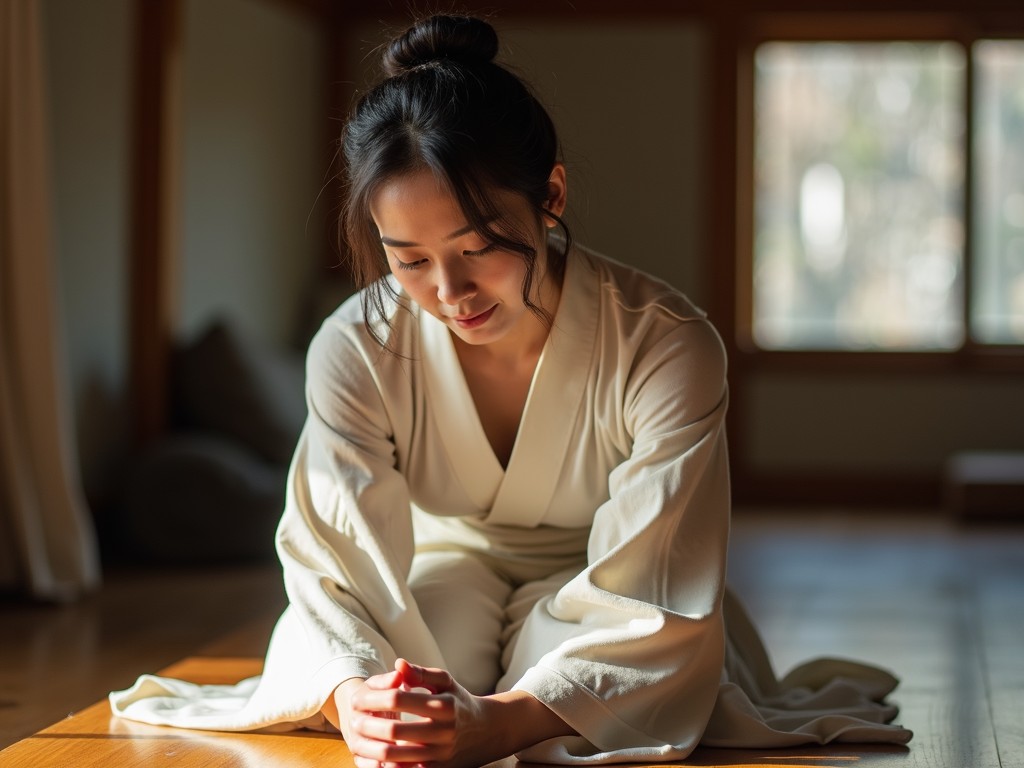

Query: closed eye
[
  {"left": 393, "top": 257, "right": 426, "bottom": 271},
  {"left": 463, "top": 244, "right": 499, "bottom": 257}
]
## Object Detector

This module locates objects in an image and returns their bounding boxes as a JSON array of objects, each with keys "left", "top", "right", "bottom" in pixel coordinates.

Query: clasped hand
[{"left": 337, "top": 658, "right": 499, "bottom": 768}]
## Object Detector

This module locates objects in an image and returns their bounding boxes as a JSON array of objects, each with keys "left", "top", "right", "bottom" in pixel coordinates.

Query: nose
[{"left": 436, "top": 261, "right": 475, "bottom": 306}]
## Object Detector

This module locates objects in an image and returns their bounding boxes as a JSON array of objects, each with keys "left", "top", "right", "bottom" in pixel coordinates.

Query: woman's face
[{"left": 370, "top": 168, "right": 565, "bottom": 350}]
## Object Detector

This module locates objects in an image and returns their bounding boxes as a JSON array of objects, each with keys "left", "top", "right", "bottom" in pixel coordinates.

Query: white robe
[{"left": 111, "top": 247, "right": 912, "bottom": 763}]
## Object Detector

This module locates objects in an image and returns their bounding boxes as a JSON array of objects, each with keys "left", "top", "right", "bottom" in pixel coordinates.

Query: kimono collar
[{"left": 419, "top": 248, "right": 599, "bottom": 527}]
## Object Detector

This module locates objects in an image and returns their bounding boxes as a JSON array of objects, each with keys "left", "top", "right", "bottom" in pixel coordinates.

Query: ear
[{"left": 543, "top": 162, "right": 568, "bottom": 226}]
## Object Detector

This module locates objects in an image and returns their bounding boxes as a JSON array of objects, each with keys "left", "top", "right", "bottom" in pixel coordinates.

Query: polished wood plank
[
  {"left": 728, "top": 510, "right": 1024, "bottom": 768},
  {"left": 979, "top": 570, "right": 1024, "bottom": 768},
  {"left": 991, "top": 689, "right": 1024, "bottom": 768},
  {"left": 0, "top": 564, "right": 285, "bottom": 749},
  {"left": 0, "top": 658, "right": 355, "bottom": 767}
]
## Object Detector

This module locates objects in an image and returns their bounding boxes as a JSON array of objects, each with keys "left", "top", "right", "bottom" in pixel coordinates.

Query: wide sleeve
[
  {"left": 505, "top": 317, "right": 731, "bottom": 764},
  {"left": 110, "top": 318, "right": 446, "bottom": 732},
  {"left": 272, "top": 320, "right": 448, "bottom": 680}
]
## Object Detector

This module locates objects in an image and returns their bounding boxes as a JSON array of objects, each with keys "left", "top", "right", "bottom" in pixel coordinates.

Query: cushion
[
  {"left": 118, "top": 433, "right": 286, "bottom": 563},
  {"left": 173, "top": 319, "right": 306, "bottom": 464}
]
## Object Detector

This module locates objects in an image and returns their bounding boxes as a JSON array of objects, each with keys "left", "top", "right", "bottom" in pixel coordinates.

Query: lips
[{"left": 450, "top": 305, "right": 496, "bottom": 329}]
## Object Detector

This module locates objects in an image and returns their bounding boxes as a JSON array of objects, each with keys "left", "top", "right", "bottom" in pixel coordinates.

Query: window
[
  {"left": 973, "top": 41, "right": 1024, "bottom": 345},
  {"left": 747, "top": 32, "right": 1024, "bottom": 353}
]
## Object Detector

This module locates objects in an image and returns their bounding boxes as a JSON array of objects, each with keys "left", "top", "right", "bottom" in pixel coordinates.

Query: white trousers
[{"left": 408, "top": 549, "right": 580, "bottom": 695}]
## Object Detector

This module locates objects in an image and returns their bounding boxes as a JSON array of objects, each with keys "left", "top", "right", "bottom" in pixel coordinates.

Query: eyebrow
[{"left": 380, "top": 223, "right": 476, "bottom": 248}]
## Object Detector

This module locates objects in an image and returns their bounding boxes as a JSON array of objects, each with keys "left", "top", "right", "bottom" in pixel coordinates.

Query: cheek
[
  {"left": 489, "top": 255, "right": 529, "bottom": 290},
  {"left": 389, "top": 268, "right": 425, "bottom": 299}
]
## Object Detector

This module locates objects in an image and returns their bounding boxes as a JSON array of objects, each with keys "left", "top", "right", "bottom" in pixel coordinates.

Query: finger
[
  {"left": 398, "top": 692, "right": 456, "bottom": 724},
  {"left": 395, "top": 658, "right": 454, "bottom": 694},
  {"left": 352, "top": 754, "right": 401, "bottom": 768},
  {"left": 349, "top": 726, "right": 406, "bottom": 768},
  {"left": 353, "top": 733, "right": 450, "bottom": 765},
  {"left": 357, "top": 706, "right": 456, "bottom": 744},
  {"left": 363, "top": 669, "right": 403, "bottom": 690},
  {"left": 352, "top": 688, "right": 454, "bottom": 723},
  {"left": 352, "top": 757, "right": 405, "bottom": 768},
  {"left": 351, "top": 679, "right": 419, "bottom": 714}
]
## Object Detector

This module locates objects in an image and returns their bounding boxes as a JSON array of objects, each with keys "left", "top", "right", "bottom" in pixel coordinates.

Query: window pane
[
  {"left": 753, "top": 42, "right": 966, "bottom": 350},
  {"left": 972, "top": 41, "right": 1024, "bottom": 344}
]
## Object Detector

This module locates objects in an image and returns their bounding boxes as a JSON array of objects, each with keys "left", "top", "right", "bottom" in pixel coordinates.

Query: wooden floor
[
  {"left": 0, "top": 562, "right": 287, "bottom": 750},
  {"left": 1, "top": 509, "right": 1022, "bottom": 766},
  {"left": 728, "top": 510, "right": 1024, "bottom": 768}
]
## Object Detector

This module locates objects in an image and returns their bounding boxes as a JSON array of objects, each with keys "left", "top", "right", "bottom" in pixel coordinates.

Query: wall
[
  {"left": 341, "top": 18, "right": 710, "bottom": 307},
  {"left": 43, "top": 0, "right": 329, "bottom": 510},
  {"left": 179, "top": 0, "right": 327, "bottom": 350},
  {"left": 734, "top": 367, "right": 1024, "bottom": 507},
  {"left": 43, "top": 0, "right": 133, "bottom": 506},
  {"left": 746, "top": 373, "right": 1024, "bottom": 475},
  {"left": 502, "top": 21, "right": 709, "bottom": 306}
]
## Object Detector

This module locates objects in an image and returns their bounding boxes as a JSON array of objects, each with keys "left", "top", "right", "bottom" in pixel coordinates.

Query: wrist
[
  {"left": 321, "top": 677, "right": 366, "bottom": 734},
  {"left": 486, "top": 689, "right": 576, "bottom": 754}
]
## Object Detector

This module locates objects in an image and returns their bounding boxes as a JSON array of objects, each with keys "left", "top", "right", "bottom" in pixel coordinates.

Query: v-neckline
[
  {"left": 452, "top": 336, "right": 543, "bottom": 470},
  {"left": 418, "top": 250, "right": 599, "bottom": 526},
  {"left": 419, "top": 311, "right": 506, "bottom": 507}
]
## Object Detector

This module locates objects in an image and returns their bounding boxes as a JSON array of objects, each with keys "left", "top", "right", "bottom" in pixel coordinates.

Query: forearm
[{"left": 483, "top": 689, "right": 577, "bottom": 756}]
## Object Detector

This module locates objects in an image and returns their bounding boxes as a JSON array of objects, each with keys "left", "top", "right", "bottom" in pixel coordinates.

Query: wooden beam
[
  {"left": 732, "top": 469, "right": 943, "bottom": 508},
  {"left": 262, "top": 0, "right": 334, "bottom": 20},
  {"left": 336, "top": 0, "right": 1024, "bottom": 20},
  {"left": 129, "top": 0, "right": 182, "bottom": 446}
]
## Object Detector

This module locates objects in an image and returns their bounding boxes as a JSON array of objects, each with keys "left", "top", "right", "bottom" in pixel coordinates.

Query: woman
[{"left": 112, "top": 14, "right": 912, "bottom": 767}]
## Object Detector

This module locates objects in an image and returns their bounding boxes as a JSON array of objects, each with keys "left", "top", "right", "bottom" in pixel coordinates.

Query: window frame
[{"left": 735, "top": 12, "right": 1024, "bottom": 373}]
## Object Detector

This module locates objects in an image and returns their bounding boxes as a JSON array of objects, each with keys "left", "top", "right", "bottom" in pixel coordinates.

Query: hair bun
[{"left": 383, "top": 15, "right": 499, "bottom": 76}]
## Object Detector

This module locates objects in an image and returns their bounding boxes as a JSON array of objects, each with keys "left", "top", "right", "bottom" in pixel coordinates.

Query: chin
[
  {"left": 453, "top": 329, "right": 500, "bottom": 346},
  {"left": 452, "top": 320, "right": 511, "bottom": 345}
]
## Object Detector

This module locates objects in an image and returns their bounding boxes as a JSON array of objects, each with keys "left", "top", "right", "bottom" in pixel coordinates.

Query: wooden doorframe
[
  {"left": 128, "top": 0, "right": 182, "bottom": 446},
  {"left": 127, "top": 0, "right": 338, "bottom": 447}
]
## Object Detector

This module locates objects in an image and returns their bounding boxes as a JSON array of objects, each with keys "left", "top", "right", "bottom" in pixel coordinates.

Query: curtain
[{"left": 0, "top": 0, "right": 100, "bottom": 600}]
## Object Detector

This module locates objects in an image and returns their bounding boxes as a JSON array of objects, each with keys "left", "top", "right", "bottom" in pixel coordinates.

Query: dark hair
[{"left": 340, "top": 14, "right": 572, "bottom": 349}]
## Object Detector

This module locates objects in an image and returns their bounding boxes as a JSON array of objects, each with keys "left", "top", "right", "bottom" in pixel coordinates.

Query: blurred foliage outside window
[
  {"left": 753, "top": 40, "right": 1023, "bottom": 351},
  {"left": 973, "top": 41, "right": 1024, "bottom": 345}
]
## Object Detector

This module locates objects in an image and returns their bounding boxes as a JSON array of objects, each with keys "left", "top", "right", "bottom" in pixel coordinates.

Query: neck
[
  {"left": 458, "top": 268, "right": 562, "bottom": 368},
  {"left": 454, "top": 315, "right": 546, "bottom": 372}
]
